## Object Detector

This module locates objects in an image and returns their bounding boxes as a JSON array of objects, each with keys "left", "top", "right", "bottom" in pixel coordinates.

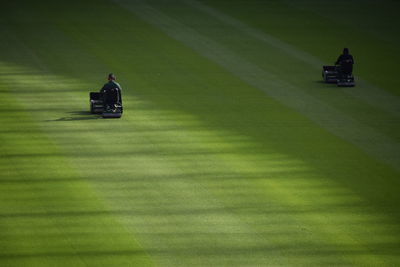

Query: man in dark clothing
[
  {"left": 335, "top": 48, "right": 354, "bottom": 75},
  {"left": 100, "top": 73, "right": 122, "bottom": 110}
]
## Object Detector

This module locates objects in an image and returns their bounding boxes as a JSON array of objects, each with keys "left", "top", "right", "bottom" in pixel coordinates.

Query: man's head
[
  {"left": 108, "top": 73, "right": 116, "bottom": 81},
  {"left": 343, "top": 48, "right": 349, "bottom": 55}
]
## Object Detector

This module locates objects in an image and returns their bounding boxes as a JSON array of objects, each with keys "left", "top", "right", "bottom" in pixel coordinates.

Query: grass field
[{"left": 1, "top": 0, "right": 400, "bottom": 266}]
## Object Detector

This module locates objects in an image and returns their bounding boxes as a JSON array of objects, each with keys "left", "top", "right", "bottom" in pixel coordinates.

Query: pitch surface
[{"left": 1, "top": 0, "right": 399, "bottom": 266}]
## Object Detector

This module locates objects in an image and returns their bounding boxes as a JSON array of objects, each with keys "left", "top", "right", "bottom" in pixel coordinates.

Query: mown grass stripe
[
  {"left": 190, "top": 0, "right": 400, "bottom": 119},
  {"left": 2, "top": 0, "right": 400, "bottom": 266},
  {"left": 0, "top": 28, "right": 155, "bottom": 267},
  {"left": 0, "top": 94, "right": 154, "bottom": 267},
  {"left": 114, "top": 0, "right": 400, "bottom": 172}
]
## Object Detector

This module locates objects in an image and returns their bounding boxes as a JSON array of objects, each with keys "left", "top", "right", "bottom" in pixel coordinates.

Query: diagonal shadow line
[
  {"left": 113, "top": 0, "right": 400, "bottom": 172},
  {"left": 46, "top": 110, "right": 101, "bottom": 121}
]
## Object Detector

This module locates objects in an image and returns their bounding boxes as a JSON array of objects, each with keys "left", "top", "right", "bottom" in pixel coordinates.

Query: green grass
[{"left": 1, "top": 0, "right": 399, "bottom": 266}]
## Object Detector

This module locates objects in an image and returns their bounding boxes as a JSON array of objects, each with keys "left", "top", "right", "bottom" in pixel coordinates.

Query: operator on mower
[
  {"left": 100, "top": 73, "right": 122, "bottom": 111},
  {"left": 335, "top": 48, "right": 354, "bottom": 76}
]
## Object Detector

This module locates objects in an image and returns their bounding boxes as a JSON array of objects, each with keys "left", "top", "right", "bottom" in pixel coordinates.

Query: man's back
[
  {"left": 100, "top": 75, "right": 123, "bottom": 105},
  {"left": 101, "top": 80, "right": 122, "bottom": 93},
  {"left": 335, "top": 48, "right": 354, "bottom": 75},
  {"left": 336, "top": 54, "right": 354, "bottom": 65}
]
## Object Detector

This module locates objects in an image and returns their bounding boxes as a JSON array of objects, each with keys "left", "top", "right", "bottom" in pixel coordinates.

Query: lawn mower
[
  {"left": 336, "top": 66, "right": 355, "bottom": 87},
  {"left": 322, "top": 65, "right": 355, "bottom": 87},
  {"left": 89, "top": 89, "right": 123, "bottom": 118},
  {"left": 322, "top": 65, "right": 338, "bottom": 83}
]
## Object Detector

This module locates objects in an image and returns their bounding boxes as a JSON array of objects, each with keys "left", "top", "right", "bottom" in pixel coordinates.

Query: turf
[{"left": 0, "top": 0, "right": 399, "bottom": 266}]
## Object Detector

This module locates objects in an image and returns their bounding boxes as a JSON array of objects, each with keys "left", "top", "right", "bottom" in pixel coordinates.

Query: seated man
[
  {"left": 335, "top": 48, "right": 354, "bottom": 76},
  {"left": 100, "top": 73, "right": 122, "bottom": 111}
]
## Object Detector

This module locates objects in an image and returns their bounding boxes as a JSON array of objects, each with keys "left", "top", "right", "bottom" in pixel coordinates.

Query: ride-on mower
[
  {"left": 322, "top": 66, "right": 338, "bottom": 83},
  {"left": 89, "top": 89, "right": 123, "bottom": 118},
  {"left": 322, "top": 65, "right": 355, "bottom": 87}
]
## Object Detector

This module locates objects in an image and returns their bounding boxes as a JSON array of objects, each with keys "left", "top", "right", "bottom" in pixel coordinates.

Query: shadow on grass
[
  {"left": 69, "top": 110, "right": 92, "bottom": 115},
  {"left": 314, "top": 80, "right": 327, "bottom": 84},
  {"left": 50, "top": 110, "right": 100, "bottom": 121}
]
